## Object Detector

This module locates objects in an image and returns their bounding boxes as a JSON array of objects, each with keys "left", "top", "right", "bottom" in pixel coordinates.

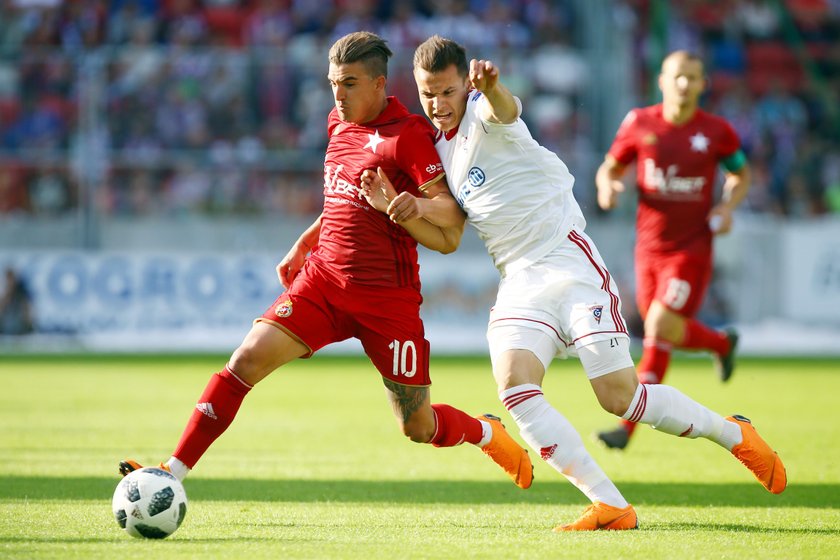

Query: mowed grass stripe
[{"left": 1, "top": 355, "right": 838, "bottom": 559}]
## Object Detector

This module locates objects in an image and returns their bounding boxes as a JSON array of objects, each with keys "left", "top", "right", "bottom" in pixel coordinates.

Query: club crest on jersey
[
  {"left": 468, "top": 167, "right": 486, "bottom": 187},
  {"left": 275, "top": 300, "right": 293, "bottom": 318},
  {"left": 590, "top": 305, "right": 604, "bottom": 324}
]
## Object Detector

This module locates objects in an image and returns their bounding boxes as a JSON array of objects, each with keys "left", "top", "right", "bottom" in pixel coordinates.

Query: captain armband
[{"left": 720, "top": 149, "right": 747, "bottom": 173}]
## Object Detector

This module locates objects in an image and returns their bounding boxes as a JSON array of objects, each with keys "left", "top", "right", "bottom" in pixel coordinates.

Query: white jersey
[{"left": 435, "top": 91, "right": 586, "bottom": 276}]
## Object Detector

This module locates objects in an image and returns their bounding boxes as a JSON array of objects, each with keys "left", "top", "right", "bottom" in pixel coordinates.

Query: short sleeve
[
  {"left": 394, "top": 118, "right": 445, "bottom": 192},
  {"left": 608, "top": 109, "right": 640, "bottom": 165},
  {"left": 716, "top": 118, "right": 741, "bottom": 159}
]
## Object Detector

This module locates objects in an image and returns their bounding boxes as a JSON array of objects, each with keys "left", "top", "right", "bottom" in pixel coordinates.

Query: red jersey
[
  {"left": 608, "top": 104, "right": 741, "bottom": 256},
  {"left": 307, "top": 97, "right": 445, "bottom": 290}
]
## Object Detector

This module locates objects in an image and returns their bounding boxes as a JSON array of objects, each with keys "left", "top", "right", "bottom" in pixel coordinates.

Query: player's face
[
  {"left": 414, "top": 64, "right": 470, "bottom": 132},
  {"left": 659, "top": 56, "right": 705, "bottom": 107},
  {"left": 328, "top": 61, "right": 386, "bottom": 124}
]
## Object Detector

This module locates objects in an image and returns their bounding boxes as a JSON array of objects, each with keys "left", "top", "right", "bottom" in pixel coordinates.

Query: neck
[
  {"left": 366, "top": 96, "right": 389, "bottom": 123},
  {"left": 662, "top": 101, "right": 696, "bottom": 125}
]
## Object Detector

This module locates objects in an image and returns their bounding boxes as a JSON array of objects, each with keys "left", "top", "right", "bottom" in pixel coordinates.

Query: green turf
[{"left": 1, "top": 354, "right": 839, "bottom": 559}]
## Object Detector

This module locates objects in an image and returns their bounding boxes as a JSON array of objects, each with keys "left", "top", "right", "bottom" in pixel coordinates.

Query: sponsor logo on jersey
[
  {"left": 324, "top": 164, "right": 364, "bottom": 200},
  {"left": 426, "top": 162, "right": 443, "bottom": 174},
  {"left": 590, "top": 305, "right": 604, "bottom": 324},
  {"left": 643, "top": 159, "right": 705, "bottom": 195},
  {"left": 456, "top": 167, "right": 487, "bottom": 207},
  {"left": 540, "top": 444, "right": 557, "bottom": 460},
  {"left": 275, "top": 300, "right": 293, "bottom": 318},
  {"left": 468, "top": 167, "right": 485, "bottom": 187}
]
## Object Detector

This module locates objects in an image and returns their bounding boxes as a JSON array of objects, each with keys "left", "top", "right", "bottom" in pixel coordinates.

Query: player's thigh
[
  {"left": 561, "top": 229, "right": 629, "bottom": 342},
  {"left": 486, "top": 324, "right": 554, "bottom": 389},
  {"left": 354, "top": 288, "right": 431, "bottom": 387},
  {"left": 258, "top": 261, "right": 354, "bottom": 355},
  {"left": 580, "top": 338, "right": 637, "bottom": 414},
  {"left": 652, "top": 253, "right": 712, "bottom": 317},
  {"left": 229, "top": 321, "right": 308, "bottom": 385},
  {"left": 634, "top": 258, "right": 657, "bottom": 319}
]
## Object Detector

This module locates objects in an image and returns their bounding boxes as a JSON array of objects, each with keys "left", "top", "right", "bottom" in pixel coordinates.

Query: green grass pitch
[{"left": 1, "top": 353, "right": 839, "bottom": 559}]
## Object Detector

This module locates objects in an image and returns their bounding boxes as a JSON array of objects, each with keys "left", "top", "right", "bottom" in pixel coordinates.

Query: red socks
[
  {"left": 172, "top": 366, "right": 252, "bottom": 468},
  {"left": 680, "top": 319, "right": 730, "bottom": 356},
  {"left": 428, "top": 404, "right": 483, "bottom": 447},
  {"left": 637, "top": 336, "right": 673, "bottom": 385}
]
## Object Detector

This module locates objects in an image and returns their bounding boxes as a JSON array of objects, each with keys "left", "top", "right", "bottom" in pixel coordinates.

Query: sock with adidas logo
[{"left": 172, "top": 365, "right": 252, "bottom": 468}]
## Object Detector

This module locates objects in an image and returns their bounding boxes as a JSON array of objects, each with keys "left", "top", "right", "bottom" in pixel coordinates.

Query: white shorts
[{"left": 486, "top": 227, "right": 631, "bottom": 376}]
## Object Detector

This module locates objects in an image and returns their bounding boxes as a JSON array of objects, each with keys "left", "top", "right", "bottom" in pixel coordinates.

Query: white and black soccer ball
[{"left": 112, "top": 467, "right": 188, "bottom": 539}]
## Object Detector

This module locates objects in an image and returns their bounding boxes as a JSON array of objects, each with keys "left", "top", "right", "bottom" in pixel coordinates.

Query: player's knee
[
  {"left": 228, "top": 344, "right": 274, "bottom": 385},
  {"left": 597, "top": 390, "right": 634, "bottom": 416},
  {"left": 589, "top": 364, "right": 638, "bottom": 416}
]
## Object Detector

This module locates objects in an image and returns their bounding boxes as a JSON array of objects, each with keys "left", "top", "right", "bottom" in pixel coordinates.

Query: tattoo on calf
[{"left": 383, "top": 378, "right": 428, "bottom": 422}]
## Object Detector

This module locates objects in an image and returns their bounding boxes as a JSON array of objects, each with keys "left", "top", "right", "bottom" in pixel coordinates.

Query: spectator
[{"left": 0, "top": 267, "right": 35, "bottom": 335}]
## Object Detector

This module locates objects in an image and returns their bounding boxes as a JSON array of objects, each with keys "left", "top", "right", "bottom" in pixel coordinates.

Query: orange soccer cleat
[
  {"left": 478, "top": 414, "right": 534, "bottom": 489},
  {"left": 554, "top": 502, "right": 638, "bottom": 531},
  {"left": 118, "top": 459, "right": 171, "bottom": 478},
  {"left": 728, "top": 415, "right": 787, "bottom": 494}
]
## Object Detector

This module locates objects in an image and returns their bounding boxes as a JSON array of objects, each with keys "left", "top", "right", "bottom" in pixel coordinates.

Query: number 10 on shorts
[{"left": 388, "top": 340, "right": 417, "bottom": 377}]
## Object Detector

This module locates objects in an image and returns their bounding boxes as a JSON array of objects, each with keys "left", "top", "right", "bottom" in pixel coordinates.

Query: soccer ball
[{"left": 112, "top": 467, "right": 188, "bottom": 539}]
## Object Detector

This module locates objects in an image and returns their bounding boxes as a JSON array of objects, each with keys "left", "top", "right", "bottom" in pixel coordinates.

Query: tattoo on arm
[{"left": 383, "top": 378, "right": 428, "bottom": 423}]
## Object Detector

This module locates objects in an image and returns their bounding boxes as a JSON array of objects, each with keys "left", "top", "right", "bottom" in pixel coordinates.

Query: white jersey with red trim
[{"left": 435, "top": 91, "right": 586, "bottom": 277}]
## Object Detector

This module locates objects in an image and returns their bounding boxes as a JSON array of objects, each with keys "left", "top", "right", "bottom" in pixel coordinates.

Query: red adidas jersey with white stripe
[
  {"left": 307, "top": 97, "right": 445, "bottom": 290},
  {"left": 608, "top": 104, "right": 741, "bottom": 256}
]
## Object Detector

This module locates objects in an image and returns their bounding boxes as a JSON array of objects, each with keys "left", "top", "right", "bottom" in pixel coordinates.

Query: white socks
[
  {"left": 501, "top": 384, "right": 627, "bottom": 508},
  {"left": 166, "top": 457, "right": 191, "bottom": 481},
  {"left": 477, "top": 419, "right": 493, "bottom": 448},
  {"left": 622, "top": 384, "right": 742, "bottom": 450}
]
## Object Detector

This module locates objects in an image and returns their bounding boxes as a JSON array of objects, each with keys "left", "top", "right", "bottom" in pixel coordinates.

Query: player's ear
[{"left": 375, "top": 74, "right": 386, "bottom": 91}]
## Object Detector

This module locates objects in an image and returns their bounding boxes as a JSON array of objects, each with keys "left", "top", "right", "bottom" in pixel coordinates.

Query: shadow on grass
[{"left": 3, "top": 476, "right": 839, "bottom": 508}]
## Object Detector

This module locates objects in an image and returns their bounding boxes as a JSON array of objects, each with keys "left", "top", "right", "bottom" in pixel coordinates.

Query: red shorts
[
  {"left": 635, "top": 251, "right": 712, "bottom": 318},
  {"left": 258, "top": 260, "right": 431, "bottom": 386}
]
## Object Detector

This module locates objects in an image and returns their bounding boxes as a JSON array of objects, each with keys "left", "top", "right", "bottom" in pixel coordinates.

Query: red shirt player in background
[
  {"left": 118, "top": 31, "right": 533, "bottom": 491},
  {"left": 595, "top": 51, "right": 751, "bottom": 450}
]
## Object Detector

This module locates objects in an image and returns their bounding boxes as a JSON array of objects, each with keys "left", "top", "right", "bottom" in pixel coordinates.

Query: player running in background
[
  {"left": 362, "top": 35, "right": 784, "bottom": 531},
  {"left": 594, "top": 51, "right": 751, "bottom": 451},
  {"left": 119, "top": 31, "right": 533, "bottom": 492}
]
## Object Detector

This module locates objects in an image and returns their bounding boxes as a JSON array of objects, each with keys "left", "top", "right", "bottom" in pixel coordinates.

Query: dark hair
[
  {"left": 413, "top": 35, "right": 468, "bottom": 77},
  {"left": 662, "top": 50, "right": 705, "bottom": 73},
  {"left": 328, "top": 31, "right": 393, "bottom": 78}
]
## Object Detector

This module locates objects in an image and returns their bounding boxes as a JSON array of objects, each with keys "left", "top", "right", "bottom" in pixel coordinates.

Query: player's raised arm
[
  {"left": 470, "top": 59, "right": 519, "bottom": 125},
  {"left": 595, "top": 155, "right": 627, "bottom": 211},
  {"left": 276, "top": 213, "right": 321, "bottom": 288}
]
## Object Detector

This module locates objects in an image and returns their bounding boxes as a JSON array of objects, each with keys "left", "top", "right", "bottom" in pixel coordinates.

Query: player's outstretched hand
[
  {"left": 708, "top": 204, "right": 733, "bottom": 235},
  {"left": 596, "top": 179, "right": 625, "bottom": 211},
  {"left": 276, "top": 243, "right": 308, "bottom": 288},
  {"left": 469, "top": 59, "right": 499, "bottom": 93}
]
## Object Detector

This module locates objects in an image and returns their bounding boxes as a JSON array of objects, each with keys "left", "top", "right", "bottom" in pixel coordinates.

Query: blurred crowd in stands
[{"left": 0, "top": 0, "right": 838, "bottom": 220}]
